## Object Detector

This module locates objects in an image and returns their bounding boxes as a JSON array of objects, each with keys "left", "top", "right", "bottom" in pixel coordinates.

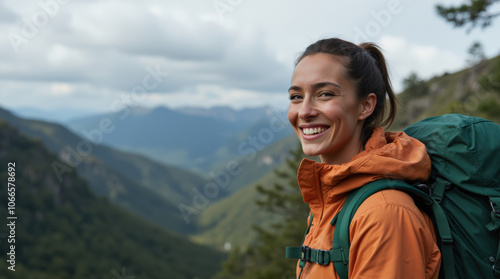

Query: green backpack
[{"left": 286, "top": 114, "right": 500, "bottom": 278}]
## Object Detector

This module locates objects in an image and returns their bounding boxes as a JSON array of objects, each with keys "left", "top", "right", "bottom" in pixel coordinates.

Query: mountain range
[
  {"left": 0, "top": 120, "right": 226, "bottom": 279},
  {"left": 0, "top": 103, "right": 299, "bottom": 277},
  {"left": 65, "top": 105, "right": 294, "bottom": 174},
  {"left": 0, "top": 107, "right": 207, "bottom": 234}
]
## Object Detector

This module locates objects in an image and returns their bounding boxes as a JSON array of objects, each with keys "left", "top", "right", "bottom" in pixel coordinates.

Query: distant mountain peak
[
  {"left": 175, "top": 106, "right": 238, "bottom": 121},
  {"left": 175, "top": 105, "right": 273, "bottom": 122},
  {"left": 128, "top": 106, "right": 155, "bottom": 115}
]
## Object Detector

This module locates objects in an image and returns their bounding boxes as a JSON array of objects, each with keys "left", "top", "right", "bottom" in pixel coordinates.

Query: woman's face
[{"left": 288, "top": 53, "right": 367, "bottom": 165}]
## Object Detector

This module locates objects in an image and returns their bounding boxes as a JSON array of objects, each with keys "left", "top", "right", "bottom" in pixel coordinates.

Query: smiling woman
[
  {"left": 286, "top": 38, "right": 441, "bottom": 278},
  {"left": 288, "top": 53, "right": 372, "bottom": 165}
]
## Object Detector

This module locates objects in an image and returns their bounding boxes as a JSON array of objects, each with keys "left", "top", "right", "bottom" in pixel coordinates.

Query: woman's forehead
[{"left": 292, "top": 54, "right": 350, "bottom": 85}]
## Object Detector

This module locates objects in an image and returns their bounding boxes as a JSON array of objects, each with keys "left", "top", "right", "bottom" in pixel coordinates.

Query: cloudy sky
[{"left": 1, "top": 0, "right": 499, "bottom": 117}]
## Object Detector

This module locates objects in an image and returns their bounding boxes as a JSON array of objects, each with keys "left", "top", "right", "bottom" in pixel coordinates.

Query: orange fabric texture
[{"left": 295, "top": 127, "right": 441, "bottom": 278}]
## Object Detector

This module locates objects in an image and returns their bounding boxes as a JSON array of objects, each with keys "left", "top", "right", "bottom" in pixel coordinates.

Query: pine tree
[
  {"left": 467, "top": 41, "right": 486, "bottom": 65},
  {"left": 215, "top": 144, "right": 311, "bottom": 279},
  {"left": 436, "top": 0, "right": 500, "bottom": 31}
]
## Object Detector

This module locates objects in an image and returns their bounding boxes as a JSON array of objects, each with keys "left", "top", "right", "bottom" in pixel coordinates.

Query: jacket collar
[{"left": 297, "top": 127, "right": 431, "bottom": 205}]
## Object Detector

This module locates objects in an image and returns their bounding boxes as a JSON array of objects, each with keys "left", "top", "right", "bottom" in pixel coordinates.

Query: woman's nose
[{"left": 298, "top": 99, "right": 319, "bottom": 120}]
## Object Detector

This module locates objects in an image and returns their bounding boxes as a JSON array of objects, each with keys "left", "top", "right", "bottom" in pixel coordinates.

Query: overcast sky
[{"left": 1, "top": 0, "right": 499, "bottom": 116}]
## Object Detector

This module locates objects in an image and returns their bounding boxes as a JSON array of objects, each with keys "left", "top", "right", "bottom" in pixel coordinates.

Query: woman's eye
[
  {"left": 319, "top": 91, "right": 334, "bottom": 97},
  {"left": 289, "top": 94, "right": 302, "bottom": 101}
]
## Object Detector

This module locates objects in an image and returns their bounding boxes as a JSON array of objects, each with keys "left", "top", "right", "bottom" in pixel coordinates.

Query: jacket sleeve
[{"left": 347, "top": 190, "right": 441, "bottom": 279}]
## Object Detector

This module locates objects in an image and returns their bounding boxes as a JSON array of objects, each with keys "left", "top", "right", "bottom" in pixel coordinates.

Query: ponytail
[
  {"left": 358, "top": 42, "right": 398, "bottom": 142},
  {"left": 296, "top": 38, "right": 398, "bottom": 144}
]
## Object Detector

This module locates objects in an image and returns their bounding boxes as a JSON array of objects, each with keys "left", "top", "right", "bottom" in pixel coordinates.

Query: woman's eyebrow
[
  {"left": 288, "top": 85, "right": 301, "bottom": 92},
  {"left": 288, "top": 82, "right": 341, "bottom": 92},
  {"left": 312, "top": 82, "right": 341, "bottom": 91}
]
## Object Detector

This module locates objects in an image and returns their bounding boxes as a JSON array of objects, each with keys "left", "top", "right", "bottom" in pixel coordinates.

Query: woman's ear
[{"left": 358, "top": 93, "right": 377, "bottom": 120}]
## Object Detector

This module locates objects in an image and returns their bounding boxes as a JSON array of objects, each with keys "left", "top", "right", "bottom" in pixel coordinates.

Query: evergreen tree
[
  {"left": 402, "top": 72, "right": 429, "bottom": 96},
  {"left": 436, "top": 0, "right": 500, "bottom": 31},
  {"left": 215, "top": 144, "right": 310, "bottom": 279},
  {"left": 467, "top": 41, "right": 486, "bottom": 65}
]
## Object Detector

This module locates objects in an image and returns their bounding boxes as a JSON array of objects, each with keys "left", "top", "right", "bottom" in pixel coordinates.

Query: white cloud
[
  {"left": 379, "top": 35, "right": 466, "bottom": 92},
  {"left": 46, "top": 43, "right": 86, "bottom": 66},
  {"left": 50, "top": 82, "right": 73, "bottom": 96},
  {"left": 0, "top": 0, "right": 499, "bottom": 113},
  {"left": 141, "top": 85, "right": 290, "bottom": 110},
  {"left": 0, "top": 0, "right": 290, "bottom": 106}
]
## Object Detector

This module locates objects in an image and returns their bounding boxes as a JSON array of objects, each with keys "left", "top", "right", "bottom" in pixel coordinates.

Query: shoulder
[
  {"left": 347, "top": 189, "right": 441, "bottom": 279},
  {"left": 350, "top": 189, "right": 433, "bottom": 239},
  {"left": 355, "top": 189, "right": 421, "bottom": 217}
]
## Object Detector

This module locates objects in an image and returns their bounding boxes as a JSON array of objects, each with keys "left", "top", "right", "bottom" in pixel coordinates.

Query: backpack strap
[
  {"left": 430, "top": 177, "right": 450, "bottom": 203},
  {"left": 286, "top": 212, "right": 349, "bottom": 278},
  {"left": 285, "top": 212, "right": 314, "bottom": 278},
  {"left": 331, "top": 179, "right": 456, "bottom": 279},
  {"left": 486, "top": 197, "right": 500, "bottom": 276},
  {"left": 431, "top": 195, "right": 455, "bottom": 279}
]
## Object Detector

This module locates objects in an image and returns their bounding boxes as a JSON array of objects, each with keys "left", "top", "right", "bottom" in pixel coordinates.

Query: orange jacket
[{"left": 296, "top": 127, "right": 441, "bottom": 279}]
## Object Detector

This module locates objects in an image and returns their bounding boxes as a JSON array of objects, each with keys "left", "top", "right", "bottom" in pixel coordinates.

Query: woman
[{"left": 287, "top": 38, "right": 441, "bottom": 278}]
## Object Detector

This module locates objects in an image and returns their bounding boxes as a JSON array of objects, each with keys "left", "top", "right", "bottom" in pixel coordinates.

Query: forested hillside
[
  {"left": 393, "top": 55, "right": 500, "bottom": 129},
  {"left": 0, "top": 121, "right": 226, "bottom": 279}
]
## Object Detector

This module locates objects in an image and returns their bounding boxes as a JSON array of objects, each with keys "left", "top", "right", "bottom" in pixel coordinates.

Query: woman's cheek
[{"left": 287, "top": 104, "right": 297, "bottom": 127}]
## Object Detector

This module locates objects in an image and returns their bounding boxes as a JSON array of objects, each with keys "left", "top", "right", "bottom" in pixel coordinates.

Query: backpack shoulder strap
[
  {"left": 331, "top": 179, "right": 455, "bottom": 279},
  {"left": 486, "top": 196, "right": 500, "bottom": 277},
  {"left": 285, "top": 212, "right": 314, "bottom": 278}
]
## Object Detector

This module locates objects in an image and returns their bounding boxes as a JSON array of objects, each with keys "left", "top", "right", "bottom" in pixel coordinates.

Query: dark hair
[{"left": 295, "top": 38, "right": 398, "bottom": 144}]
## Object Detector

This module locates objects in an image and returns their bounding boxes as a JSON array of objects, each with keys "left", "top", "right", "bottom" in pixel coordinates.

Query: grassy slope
[
  {"left": 211, "top": 134, "right": 299, "bottom": 195},
  {"left": 191, "top": 165, "right": 286, "bottom": 250},
  {"left": 190, "top": 134, "right": 302, "bottom": 249}
]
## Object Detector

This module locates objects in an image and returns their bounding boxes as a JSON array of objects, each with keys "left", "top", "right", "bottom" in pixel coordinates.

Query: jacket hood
[{"left": 297, "top": 127, "right": 431, "bottom": 205}]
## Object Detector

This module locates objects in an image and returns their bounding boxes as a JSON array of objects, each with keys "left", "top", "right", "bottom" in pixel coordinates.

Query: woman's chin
[{"left": 301, "top": 147, "right": 322, "bottom": 157}]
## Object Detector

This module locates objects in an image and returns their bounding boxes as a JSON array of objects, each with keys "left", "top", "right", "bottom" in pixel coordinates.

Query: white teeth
[{"left": 303, "top": 127, "right": 328, "bottom": 135}]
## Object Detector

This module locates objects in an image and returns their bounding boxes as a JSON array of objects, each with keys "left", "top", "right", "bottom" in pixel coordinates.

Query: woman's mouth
[{"left": 300, "top": 126, "right": 330, "bottom": 139}]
